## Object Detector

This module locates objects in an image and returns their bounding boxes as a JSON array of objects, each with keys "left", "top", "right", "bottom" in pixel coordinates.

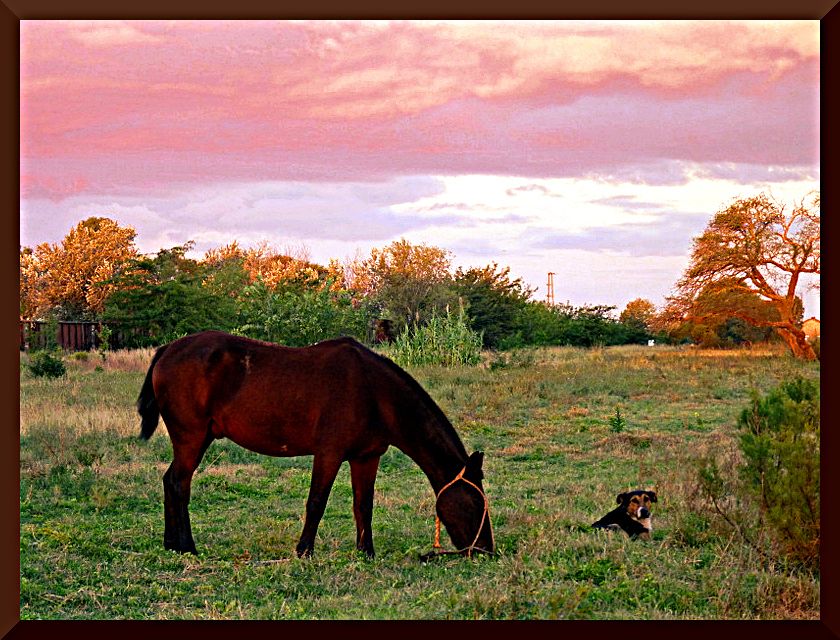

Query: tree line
[{"left": 19, "top": 191, "right": 819, "bottom": 358}]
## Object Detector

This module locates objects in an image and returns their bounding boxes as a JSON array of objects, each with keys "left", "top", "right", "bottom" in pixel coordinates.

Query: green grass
[{"left": 19, "top": 344, "right": 820, "bottom": 619}]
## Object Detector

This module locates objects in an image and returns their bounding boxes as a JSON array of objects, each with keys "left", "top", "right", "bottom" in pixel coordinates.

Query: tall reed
[{"left": 384, "top": 303, "right": 483, "bottom": 367}]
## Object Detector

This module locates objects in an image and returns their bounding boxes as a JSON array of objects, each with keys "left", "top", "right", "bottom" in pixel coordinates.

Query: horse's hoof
[{"left": 165, "top": 541, "right": 197, "bottom": 555}]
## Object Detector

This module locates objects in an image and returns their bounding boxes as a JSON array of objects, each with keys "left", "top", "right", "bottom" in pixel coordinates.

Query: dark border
[
  {"left": 2, "top": 0, "right": 839, "bottom": 19},
  {"left": 5, "top": 1, "right": 836, "bottom": 638},
  {"left": 819, "top": 4, "right": 837, "bottom": 639}
]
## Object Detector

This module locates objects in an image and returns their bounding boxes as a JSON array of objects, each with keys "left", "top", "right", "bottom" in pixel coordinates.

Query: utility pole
[{"left": 546, "top": 272, "right": 555, "bottom": 306}]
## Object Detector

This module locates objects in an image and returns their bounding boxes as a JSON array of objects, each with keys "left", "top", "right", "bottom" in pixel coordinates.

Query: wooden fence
[
  {"left": 21, "top": 320, "right": 395, "bottom": 351},
  {"left": 19, "top": 321, "right": 144, "bottom": 352}
]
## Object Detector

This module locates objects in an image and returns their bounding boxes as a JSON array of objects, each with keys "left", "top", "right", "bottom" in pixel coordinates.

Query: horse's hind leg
[
  {"left": 349, "top": 455, "right": 380, "bottom": 558},
  {"left": 163, "top": 431, "right": 213, "bottom": 554},
  {"left": 296, "top": 453, "right": 343, "bottom": 558}
]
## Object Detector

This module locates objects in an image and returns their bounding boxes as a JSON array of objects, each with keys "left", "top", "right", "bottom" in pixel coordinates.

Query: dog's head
[{"left": 616, "top": 490, "right": 657, "bottom": 528}]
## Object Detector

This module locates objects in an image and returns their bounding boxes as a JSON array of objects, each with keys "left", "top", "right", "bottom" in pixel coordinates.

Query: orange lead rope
[{"left": 430, "top": 465, "right": 494, "bottom": 558}]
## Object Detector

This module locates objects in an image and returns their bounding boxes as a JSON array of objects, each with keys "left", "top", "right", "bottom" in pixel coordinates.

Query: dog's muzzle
[{"left": 638, "top": 508, "right": 650, "bottom": 519}]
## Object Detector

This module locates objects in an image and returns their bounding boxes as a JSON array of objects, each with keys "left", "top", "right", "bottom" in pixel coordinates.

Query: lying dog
[{"left": 592, "top": 490, "right": 657, "bottom": 540}]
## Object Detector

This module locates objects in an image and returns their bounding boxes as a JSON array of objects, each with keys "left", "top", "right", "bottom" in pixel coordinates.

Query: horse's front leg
[
  {"left": 350, "top": 455, "right": 380, "bottom": 558},
  {"left": 296, "top": 453, "right": 343, "bottom": 558}
]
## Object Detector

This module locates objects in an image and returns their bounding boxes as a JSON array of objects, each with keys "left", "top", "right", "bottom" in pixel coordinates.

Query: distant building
[{"left": 803, "top": 317, "right": 820, "bottom": 342}]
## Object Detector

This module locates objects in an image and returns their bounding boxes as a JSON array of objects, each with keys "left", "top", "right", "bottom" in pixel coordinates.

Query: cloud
[
  {"left": 20, "top": 21, "right": 819, "bottom": 198},
  {"left": 505, "top": 184, "right": 559, "bottom": 197},
  {"left": 523, "top": 211, "right": 712, "bottom": 258},
  {"left": 66, "top": 21, "right": 164, "bottom": 47},
  {"left": 589, "top": 195, "right": 668, "bottom": 210},
  {"left": 19, "top": 176, "right": 449, "bottom": 253},
  {"left": 692, "top": 163, "right": 819, "bottom": 183}
]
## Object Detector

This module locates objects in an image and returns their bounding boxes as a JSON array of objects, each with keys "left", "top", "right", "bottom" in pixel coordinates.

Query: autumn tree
[
  {"left": 19, "top": 246, "right": 43, "bottom": 319},
  {"left": 667, "top": 279, "right": 788, "bottom": 347},
  {"left": 618, "top": 298, "right": 658, "bottom": 343},
  {"left": 349, "top": 239, "right": 458, "bottom": 333},
  {"left": 204, "top": 241, "right": 345, "bottom": 292},
  {"left": 619, "top": 298, "right": 657, "bottom": 330},
  {"left": 669, "top": 193, "right": 819, "bottom": 359},
  {"left": 19, "top": 217, "right": 138, "bottom": 320}
]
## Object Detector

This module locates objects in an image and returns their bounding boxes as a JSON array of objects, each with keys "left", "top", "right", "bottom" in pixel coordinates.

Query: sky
[{"left": 19, "top": 20, "right": 821, "bottom": 318}]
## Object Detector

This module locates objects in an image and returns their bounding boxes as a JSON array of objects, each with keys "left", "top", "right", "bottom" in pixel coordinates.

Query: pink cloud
[
  {"left": 20, "top": 172, "right": 90, "bottom": 200},
  {"left": 20, "top": 20, "right": 819, "bottom": 196}
]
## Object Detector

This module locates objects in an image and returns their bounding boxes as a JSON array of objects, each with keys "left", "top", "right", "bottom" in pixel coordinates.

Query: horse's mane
[{"left": 348, "top": 339, "right": 469, "bottom": 460}]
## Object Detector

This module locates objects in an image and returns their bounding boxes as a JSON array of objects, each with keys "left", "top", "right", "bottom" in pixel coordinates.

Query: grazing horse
[{"left": 137, "top": 330, "right": 494, "bottom": 559}]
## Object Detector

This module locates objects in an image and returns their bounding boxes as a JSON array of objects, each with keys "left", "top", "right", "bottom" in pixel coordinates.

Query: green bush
[
  {"left": 696, "top": 376, "right": 819, "bottom": 572},
  {"left": 501, "top": 301, "right": 631, "bottom": 349},
  {"left": 236, "top": 279, "right": 372, "bottom": 347},
  {"left": 385, "top": 304, "right": 482, "bottom": 367},
  {"left": 737, "top": 377, "right": 819, "bottom": 570},
  {"left": 102, "top": 244, "right": 247, "bottom": 347},
  {"left": 27, "top": 351, "right": 67, "bottom": 378},
  {"left": 608, "top": 408, "right": 627, "bottom": 433}
]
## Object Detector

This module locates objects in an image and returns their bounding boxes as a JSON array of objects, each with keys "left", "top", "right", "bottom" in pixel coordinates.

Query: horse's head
[{"left": 435, "top": 451, "right": 495, "bottom": 556}]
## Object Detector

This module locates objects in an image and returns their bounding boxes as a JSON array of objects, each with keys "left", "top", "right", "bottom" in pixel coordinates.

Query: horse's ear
[
  {"left": 616, "top": 492, "right": 627, "bottom": 505},
  {"left": 466, "top": 451, "right": 484, "bottom": 475}
]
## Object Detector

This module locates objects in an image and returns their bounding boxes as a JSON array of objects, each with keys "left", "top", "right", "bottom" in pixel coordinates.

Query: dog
[{"left": 592, "top": 490, "right": 657, "bottom": 540}]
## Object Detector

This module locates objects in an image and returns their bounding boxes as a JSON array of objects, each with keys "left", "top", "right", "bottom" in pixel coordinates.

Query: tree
[
  {"left": 19, "top": 246, "right": 42, "bottom": 319},
  {"left": 668, "top": 279, "right": 788, "bottom": 347},
  {"left": 204, "top": 241, "right": 345, "bottom": 292},
  {"left": 20, "top": 217, "right": 138, "bottom": 319},
  {"left": 619, "top": 298, "right": 657, "bottom": 344},
  {"left": 348, "top": 239, "right": 457, "bottom": 333},
  {"left": 619, "top": 298, "right": 657, "bottom": 330},
  {"left": 102, "top": 243, "right": 244, "bottom": 346},
  {"left": 670, "top": 193, "right": 819, "bottom": 359},
  {"left": 235, "top": 279, "right": 372, "bottom": 347},
  {"left": 559, "top": 304, "right": 626, "bottom": 347},
  {"left": 505, "top": 301, "right": 630, "bottom": 348},
  {"left": 454, "top": 263, "right": 534, "bottom": 348}
]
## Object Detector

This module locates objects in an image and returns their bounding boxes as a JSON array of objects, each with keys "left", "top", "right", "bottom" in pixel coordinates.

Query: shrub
[
  {"left": 27, "top": 351, "right": 67, "bottom": 378},
  {"left": 608, "top": 408, "right": 627, "bottom": 433},
  {"left": 385, "top": 304, "right": 482, "bottom": 367},
  {"left": 487, "top": 348, "right": 536, "bottom": 370},
  {"left": 236, "top": 279, "right": 372, "bottom": 347},
  {"left": 810, "top": 336, "right": 820, "bottom": 360},
  {"left": 737, "top": 377, "right": 819, "bottom": 569},
  {"left": 96, "top": 324, "right": 112, "bottom": 360},
  {"left": 697, "top": 376, "right": 819, "bottom": 571}
]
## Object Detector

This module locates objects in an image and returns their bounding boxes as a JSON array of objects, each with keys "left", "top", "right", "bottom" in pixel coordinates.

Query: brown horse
[{"left": 137, "top": 330, "right": 494, "bottom": 559}]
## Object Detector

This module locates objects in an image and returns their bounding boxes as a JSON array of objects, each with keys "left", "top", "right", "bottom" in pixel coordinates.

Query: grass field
[{"left": 19, "top": 344, "right": 820, "bottom": 620}]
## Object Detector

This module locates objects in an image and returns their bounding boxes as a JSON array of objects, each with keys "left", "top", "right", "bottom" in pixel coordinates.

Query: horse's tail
[{"left": 137, "top": 343, "right": 170, "bottom": 440}]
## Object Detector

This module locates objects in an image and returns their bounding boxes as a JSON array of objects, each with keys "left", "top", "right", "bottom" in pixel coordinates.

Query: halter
[{"left": 424, "top": 465, "right": 495, "bottom": 559}]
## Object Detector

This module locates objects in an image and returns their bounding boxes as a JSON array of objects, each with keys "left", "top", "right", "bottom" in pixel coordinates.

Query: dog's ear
[
  {"left": 616, "top": 492, "right": 627, "bottom": 505},
  {"left": 647, "top": 491, "right": 658, "bottom": 503}
]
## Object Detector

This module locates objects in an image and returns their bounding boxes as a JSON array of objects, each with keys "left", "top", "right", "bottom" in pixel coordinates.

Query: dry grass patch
[
  {"left": 565, "top": 406, "right": 590, "bottom": 418},
  {"left": 64, "top": 347, "right": 157, "bottom": 373},
  {"left": 20, "top": 406, "right": 137, "bottom": 437}
]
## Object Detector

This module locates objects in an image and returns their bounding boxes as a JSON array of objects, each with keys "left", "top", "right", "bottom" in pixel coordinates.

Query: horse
[{"left": 137, "top": 330, "right": 494, "bottom": 559}]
